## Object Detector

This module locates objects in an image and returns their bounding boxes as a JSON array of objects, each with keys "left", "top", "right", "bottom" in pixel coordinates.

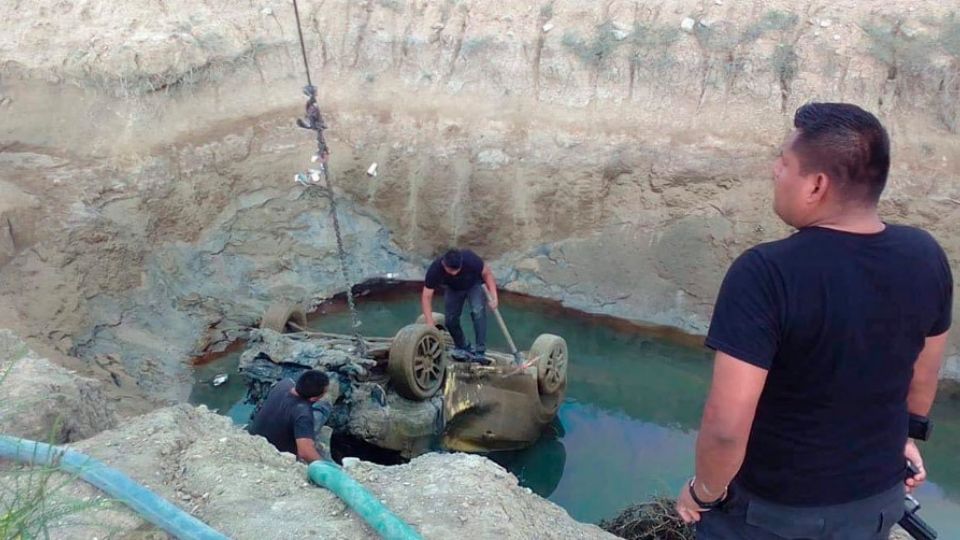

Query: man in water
[
  {"left": 676, "top": 102, "right": 953, "bottom": 539},
  {"left": 248, "top": 369, "right": 339, "bottom": 463},
  {"left": 421, "top": 248, "right": 499, "bottom": 359}
]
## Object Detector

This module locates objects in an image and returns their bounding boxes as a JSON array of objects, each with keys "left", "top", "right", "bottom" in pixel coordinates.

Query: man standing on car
[
  {"left": 421, "top": 248, "right": 499, "bottom": 359},
  {"left": 675, "top": 103, "right": 953, "bottom": 539}
]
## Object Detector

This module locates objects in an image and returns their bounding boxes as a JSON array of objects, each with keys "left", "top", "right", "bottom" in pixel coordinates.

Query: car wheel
[{"left": 388, "top": 324, "right": 447, "bottom": 401}]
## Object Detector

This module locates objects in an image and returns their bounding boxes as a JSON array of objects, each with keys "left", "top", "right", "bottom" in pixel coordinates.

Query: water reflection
[{"left": 488, "top": 420, "right": 567, "bottom": 498}]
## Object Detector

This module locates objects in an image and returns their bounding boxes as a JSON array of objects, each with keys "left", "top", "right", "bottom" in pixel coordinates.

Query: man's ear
[
  {"left": 807, "top": 172, "right": 830, "bottom": 203},
  {"left": 308, "top": 396, "right": 321, "bottom": 403}
]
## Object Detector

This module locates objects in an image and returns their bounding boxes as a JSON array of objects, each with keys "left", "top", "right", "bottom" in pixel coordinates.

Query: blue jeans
[
  {"left": 443, "top": 283, "right": 487, "bottom": 352},
  {"left": 696, "top": 481, "right": 904, "bottom": 540}
]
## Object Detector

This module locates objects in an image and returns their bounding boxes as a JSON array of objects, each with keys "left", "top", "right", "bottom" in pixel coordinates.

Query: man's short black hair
[
  {"left": 792, "top": 102, "right": 891, "bottom": 204},
  {"left": 442, "top": 249, "right": 463, "bottom": 269},
  {"left": 295, "top": 370, "right": 329, "bottom": 399}
]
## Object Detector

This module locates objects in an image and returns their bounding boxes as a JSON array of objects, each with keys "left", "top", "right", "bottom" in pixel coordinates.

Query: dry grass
[{"left": 599, "top": 497, "right": 694, "bottom": 540}]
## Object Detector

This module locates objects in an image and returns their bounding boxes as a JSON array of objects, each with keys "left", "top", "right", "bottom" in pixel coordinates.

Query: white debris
[
  {"left": 680, "top": 17, "right": 696, "bottom": 33},
  {"left": 212, "top": 373, "right": 228, "bottom": 386},
  {"left": 819, "top": 19, "right": 832, "bottom": 28},
  {"left": 342, "top": 457, "right": 361, "bottom": 469},
  {"left": 366, "top": 162, "right": 378, "bottom": 177},
  {"left": 260, "top": 7, "right": 273, "bottom": 16},
  {"left": 542, "top": 22, "right": 554, "bottom": 33}
]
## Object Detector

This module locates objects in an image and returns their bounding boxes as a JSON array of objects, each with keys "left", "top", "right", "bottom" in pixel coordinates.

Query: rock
[
  {"left": 476, "top": 149, "right": 510, "bottom": 169},
  {"left": 611, "top": 26, "right": 630, "bottom": 41},
  {"left": 819, "top": 19, "right": 832, "bottom": 28},
  {"left": 680, "top": 17, "right": 696, "bottom": 33},
  {"left": 0, "top": 330, "right": 117, "bottom": 443}
]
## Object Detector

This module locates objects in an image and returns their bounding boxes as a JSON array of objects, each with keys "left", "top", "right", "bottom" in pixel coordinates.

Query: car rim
[
  {"left": 545, "top": 344, "right": 566, "bottom": 388},
  {"left": 414, "top": 334, "right": 443, "bottom": 390}
]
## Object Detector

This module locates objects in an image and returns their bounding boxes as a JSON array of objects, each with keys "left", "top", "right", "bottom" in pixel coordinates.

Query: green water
[{"left": 190, "top": 288, "right": 960, "bottom": 534}]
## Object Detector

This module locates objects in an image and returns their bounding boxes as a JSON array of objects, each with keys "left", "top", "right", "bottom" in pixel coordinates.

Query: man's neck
[{"left": 805, "top": 207, "right": 885, "bottom": 234}]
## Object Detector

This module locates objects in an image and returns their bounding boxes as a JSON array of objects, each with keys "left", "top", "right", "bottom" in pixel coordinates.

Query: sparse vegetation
[
  {"left": 561, "top": 22, "right": 623, "bottom": 69},
  {"left": 377, "top": 0, "right": 404, "bottom": 14},
  {"left": 461, "top": 36, "right": 494, "bottom": 58},
  {"left": 539, "top": 2, "right": 554, "bottom": 21},
  {"left": 863, "top": 15, "right": 960, "bottom": 132},
  {"left": 626, "top": 22, "right": 681, "bottom": 95},
  {"left": 690, "top": 9, "right": 801, "bottom": 110},
  {"left": 741, "top": 10, "right": 799, "bottom": 44}
]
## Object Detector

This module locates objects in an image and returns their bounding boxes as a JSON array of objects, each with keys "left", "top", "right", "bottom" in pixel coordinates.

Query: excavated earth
[{"left": 1, "top": 0, "right": 960, "bottom": 538}]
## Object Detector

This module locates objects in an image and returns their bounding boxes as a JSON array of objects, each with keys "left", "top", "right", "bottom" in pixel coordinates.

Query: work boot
[
  {"left": 468, "top": 354, "right": 492, "bottom": 366},
  {"left": 450, "top": 348, "right": 472, "bottom": 362}
]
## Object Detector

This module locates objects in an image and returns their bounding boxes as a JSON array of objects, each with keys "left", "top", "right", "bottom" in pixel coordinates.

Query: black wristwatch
[
  {"left": 688, "top": 478, "right": 726, "bottom": 509},
  {"left": 909, "top": 413, "right": 933, "bottom": 441}
]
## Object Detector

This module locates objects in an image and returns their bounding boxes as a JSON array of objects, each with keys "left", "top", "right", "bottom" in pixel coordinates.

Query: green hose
[{"left": 308, "top": 460, "right": 423, "bottom": 540}]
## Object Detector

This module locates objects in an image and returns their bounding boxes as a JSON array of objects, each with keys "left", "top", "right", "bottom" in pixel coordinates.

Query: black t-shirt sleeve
[
  {"left": 705, "top": 249, "right": 781, "bottom": 370},
  {"left": 424, "top": 260, "right": 442, "bottom": 289},
  {"left": 928, "top": 245, "right": 953, "bottom": 336},
  {"left": 292, "top": 406, "right": 315, "bottom": 441}
]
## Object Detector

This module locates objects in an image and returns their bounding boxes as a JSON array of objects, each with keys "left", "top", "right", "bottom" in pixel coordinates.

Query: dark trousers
[
  {"left": 443, "top": 283, "right": 487, "bottom": 352},
  {"left": 696, "top": 481, "right": 905, "bottom": 540}
]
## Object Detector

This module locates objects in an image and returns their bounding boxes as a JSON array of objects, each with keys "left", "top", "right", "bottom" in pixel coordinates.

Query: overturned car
[{"left": 240, "top": 302, "right": 569, "bottom": 458}]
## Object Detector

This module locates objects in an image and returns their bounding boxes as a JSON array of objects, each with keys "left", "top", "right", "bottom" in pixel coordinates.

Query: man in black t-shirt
[
  {"left": 675, "top": 103, "right": 953, "bottom": 539},
  {"left": 421, "top": 248, "right": 499, "bottom": 357},
  {"left": 248, "top": 370, "right": 336, "bottom": 463}
]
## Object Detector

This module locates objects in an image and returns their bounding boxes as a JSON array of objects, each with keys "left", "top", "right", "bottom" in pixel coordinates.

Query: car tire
[
  {"left": 531, "top": 334, "right": 568, "bottom": 395},
  {"left": 388, "top": 324, "right": 447, "bottom": 401},
  {"left": 260, "top": 302, "right": 308, "bottom": 334}
]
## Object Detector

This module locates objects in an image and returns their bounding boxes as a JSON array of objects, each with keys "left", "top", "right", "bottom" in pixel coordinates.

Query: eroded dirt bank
[{"left": 2, "top": 0, "right": 959, "bottom": 394}]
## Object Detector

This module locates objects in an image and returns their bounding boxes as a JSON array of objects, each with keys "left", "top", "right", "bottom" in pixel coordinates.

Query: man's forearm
[
  {"left": 907, "top": 378, "right": 939, "bottom": 417},
  {"left": 483, "top": 274, "right": 498, "bottom": 302},
  {"left": 907, "top": 332, "right": 949, "bottom": 417},
  {"left": 421, "top": 290, "right": 434, "bottom": 322},
  {"left": 694, "top": 423, "right": 748, "bottom": 497}
]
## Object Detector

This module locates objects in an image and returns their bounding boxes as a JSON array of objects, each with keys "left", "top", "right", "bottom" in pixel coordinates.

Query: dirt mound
[{"left": 34, "top": 404, "right": 615, "bottom": 539}]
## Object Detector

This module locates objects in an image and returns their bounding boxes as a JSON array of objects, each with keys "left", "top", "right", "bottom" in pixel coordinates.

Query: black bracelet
[
  {"left": 688, "top": 478, "right": 726, "bottom": 509},
  {"left": 908, "top": 414, "right": 932, "bottom": 441}
]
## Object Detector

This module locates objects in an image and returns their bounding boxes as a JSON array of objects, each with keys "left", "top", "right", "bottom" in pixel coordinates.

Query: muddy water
[{"left": 190, "top": 287, "right": 960, "bottom": 534}]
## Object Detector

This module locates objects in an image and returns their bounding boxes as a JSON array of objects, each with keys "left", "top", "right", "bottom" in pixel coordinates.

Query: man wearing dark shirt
[
  {"left": 248, "top": 370, "right": 335, "bottom": 463},
  {"left": 676, "top": 103, "right": 953, "bottom": 539},
  {"left": 421, "top": 248, "right": 499, "bottom": 357}
]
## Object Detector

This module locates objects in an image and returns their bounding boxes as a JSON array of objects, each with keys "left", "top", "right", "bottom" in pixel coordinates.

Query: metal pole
[{"left": 482, "top": 285, "right": 521, "bottom": 364}]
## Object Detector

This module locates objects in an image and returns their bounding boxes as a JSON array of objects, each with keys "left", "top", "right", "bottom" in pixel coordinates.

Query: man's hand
[
  {"left": 675, "top": 480, "right": 708, "bottom": 524},
  {"left": 905, "top": 439, "right": 927, "bottom": 493},
  {"left": 488, "top": 296, "right": 498, "bottom": 310}
]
